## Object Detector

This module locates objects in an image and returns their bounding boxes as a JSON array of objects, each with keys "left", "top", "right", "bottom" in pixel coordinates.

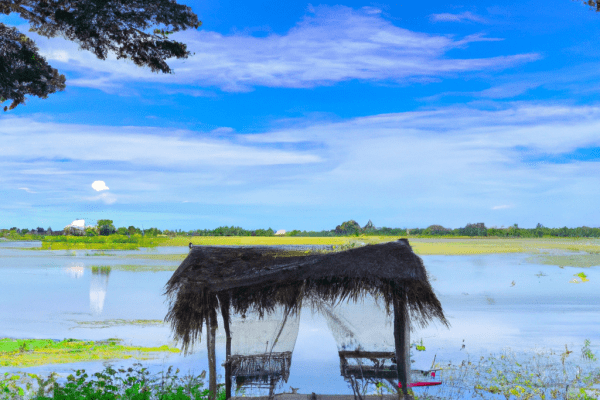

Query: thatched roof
[{"left": 164, "top": 239, "right": 449, "bottom": 355}]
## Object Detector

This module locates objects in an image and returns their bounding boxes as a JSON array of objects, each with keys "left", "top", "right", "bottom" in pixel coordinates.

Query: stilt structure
[{"left": 164, "top": 239, "right": 449, "bottom": 399}]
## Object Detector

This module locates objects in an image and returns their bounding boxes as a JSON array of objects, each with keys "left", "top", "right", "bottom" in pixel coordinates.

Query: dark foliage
[
  {"left": 583, "top": 0, "right": 600, "bottom": 12},
  {"left": 164, "top": 239, "right": 450, "bottom": 355},
  {"left": 335, "top": 220, "right": 362, "bottom": 236},
  {"left": 1, "top": 0, "right": 200, "bottom": 111},
  {"left": 459, "top": 222, "right": 487, "bottom": 237},
  {"left": 0, "top": 23, "right": 66, "bottom": 111}
]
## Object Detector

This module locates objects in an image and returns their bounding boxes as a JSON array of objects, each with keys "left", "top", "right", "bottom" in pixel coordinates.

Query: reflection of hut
[
  {"left": 228, "top": 305, "right": 301, "bottom": 395},
  {"left": 64, "top": 263, "right": 85, "bottom": 279},
  {"left": 164, "top": 240, "right": 449, "bottom": 399}
]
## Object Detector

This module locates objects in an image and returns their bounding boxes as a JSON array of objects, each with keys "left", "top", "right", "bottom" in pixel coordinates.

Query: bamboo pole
[
  {"left": 393, "top": 288, "right": 412, "bottom": 400},
  {"left": 220, "top": 296, "right": 232, "bottom": 400},
  {"left": 207, "top": 309, "right": 217, "bottom": 400}
]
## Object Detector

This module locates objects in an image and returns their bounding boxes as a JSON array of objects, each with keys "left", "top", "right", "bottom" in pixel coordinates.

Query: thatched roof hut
[{"left": 164, "top": 239, "right": 449, "bottom": 399}]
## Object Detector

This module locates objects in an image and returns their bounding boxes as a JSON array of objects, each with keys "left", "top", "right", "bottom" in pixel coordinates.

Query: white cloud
[
  {"left": 16, "top": 5, "right": 537, "bottom": 93},
  {"left": 429, "top": 11, "right": 488, "bottom": 23},
  {"left": 3, "top": 102, "right": 600, "bottom": 227},
  {"left": 0, "top": 118, "right": 321, "bottom": 167},
  {"left": 92, "top": 181, "right": 109, "bottom": 191},
  {"left": 18, "top": 187, "right": 36, "bottom": 193},
  {"left": 85, "top": 192, "right": 117, "bottom": 205}
]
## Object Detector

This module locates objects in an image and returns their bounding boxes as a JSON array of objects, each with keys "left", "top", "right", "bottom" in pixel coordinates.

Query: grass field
[{"left": 12, "top": 235, "right": 600, "bottom": 256}]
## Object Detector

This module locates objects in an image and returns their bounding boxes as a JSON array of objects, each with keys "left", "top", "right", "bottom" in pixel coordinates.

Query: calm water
[{"left": 1, "top": 241, "right": 599, "bottom": 396}]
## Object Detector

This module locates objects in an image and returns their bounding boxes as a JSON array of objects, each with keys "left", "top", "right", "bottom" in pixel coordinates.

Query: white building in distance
[
  {"left": 66, "top": 219, "right": 85, "bottom": 232},
  {"left": 275, "top": 229, "right": 286, "bottom": 236}
]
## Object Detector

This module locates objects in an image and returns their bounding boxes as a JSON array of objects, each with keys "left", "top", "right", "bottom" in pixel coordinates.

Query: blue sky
[{"left": 2, "top": 0, "right": 600, "bottom": 231}]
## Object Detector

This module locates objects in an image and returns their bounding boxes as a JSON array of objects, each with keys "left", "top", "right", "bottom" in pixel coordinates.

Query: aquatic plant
[
  {"left": 91, "top": 265, "right": 112, "bottom": 275},
  {"left": 358, "top": 340, "right": 600, "bottom": 400},
  {"left": 0, "top": 363, "right": 226, "bottom": 400},
  {"left": 436, "top": 341, "right": 600, "bottom": 400},
  {"left": 581, "top": 340, "right": 596, "bottom": 362}
]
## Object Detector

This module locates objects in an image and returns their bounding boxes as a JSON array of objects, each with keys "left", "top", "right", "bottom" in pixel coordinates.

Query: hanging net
[
  {"left": 315, "top": 294, "right": 400, "bottom": 382},
  {"left": 227, "top": 304, "right": 301, "bottom": 388}
]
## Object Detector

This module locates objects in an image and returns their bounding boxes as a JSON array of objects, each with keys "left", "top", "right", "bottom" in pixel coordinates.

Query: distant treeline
[{"left": 3, "top": 219, "right": 600, "bottom": 238}]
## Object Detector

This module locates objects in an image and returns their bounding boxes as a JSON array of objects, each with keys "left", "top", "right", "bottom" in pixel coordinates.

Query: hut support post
[
  {"left": 393, "top": 291, "right": 412, "bottom": 400},
  {"left": 220, "top": 297, "right": 232, "bottom": 400},
  {"left": 207, "top": 310, "right": 218, "bottom": 400}
]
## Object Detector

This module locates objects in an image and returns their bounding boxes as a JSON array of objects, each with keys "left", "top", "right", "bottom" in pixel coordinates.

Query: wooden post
[
  {"left": 220, "top": 296, "right": 232, "bottom": 400},
  {"left": 393, "top": 289, "right": 412, "bottom": 400},
  {"left": 207, "top": 309, "right": 218, "bottom": 400},
  {"left": 268, "top": 376, "right": 276, "bottom": 399}
]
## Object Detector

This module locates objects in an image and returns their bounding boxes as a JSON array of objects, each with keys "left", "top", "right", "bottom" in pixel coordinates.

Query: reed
[{"left": 368, "top": 340, "right": 600, "bottom": 400}]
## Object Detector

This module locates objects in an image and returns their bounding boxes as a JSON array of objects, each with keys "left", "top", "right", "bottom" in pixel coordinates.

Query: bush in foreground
[{"left": 0, "top": 363, "right": 226, "bottom": 400}]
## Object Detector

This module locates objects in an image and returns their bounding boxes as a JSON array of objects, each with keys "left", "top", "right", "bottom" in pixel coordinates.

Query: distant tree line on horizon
[{"left": 3, "top": 219, "right": 600, "bottom": 239}]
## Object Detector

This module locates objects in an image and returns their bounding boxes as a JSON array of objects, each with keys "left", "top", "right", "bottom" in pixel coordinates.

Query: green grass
[
  {"left": 92, "top": 264, "right": 180, "bottom": 272},
  {"left": 71, "top": 320, "right": 166, "bottom": 329},
  {"left": 38, "top": 236, "right": 167, "bottom": 251},
  {"left": 0, "top": 338, "right": 179, "bottom": 368},
  {"left": 0, "top": 363, "right": 228, "bottom": 400},
  {"left": 12, "top": 234, "right": 600, "bottom": 255}
]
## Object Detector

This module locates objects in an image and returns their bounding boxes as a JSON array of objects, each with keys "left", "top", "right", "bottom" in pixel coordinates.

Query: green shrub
[{"left": 0, "top": 363, "right": 226, "bottom": 400}]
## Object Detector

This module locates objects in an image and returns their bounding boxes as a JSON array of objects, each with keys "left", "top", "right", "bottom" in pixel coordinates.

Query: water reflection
[
  {"left": 63, "top": 264, "right": 84, "bottom": 279},
  {"left": 90, "top": 266, "right": 111, "bottom": 314}
]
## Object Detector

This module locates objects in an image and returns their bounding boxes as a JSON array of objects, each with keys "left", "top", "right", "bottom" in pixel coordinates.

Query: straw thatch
[{"left": 164, "top": 239, "right": 449, "bottom": 355}]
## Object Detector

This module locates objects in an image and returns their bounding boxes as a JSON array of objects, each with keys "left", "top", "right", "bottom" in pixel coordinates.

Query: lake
[{"left": 1, "top": 240, "right": 599, "bottom": 398}]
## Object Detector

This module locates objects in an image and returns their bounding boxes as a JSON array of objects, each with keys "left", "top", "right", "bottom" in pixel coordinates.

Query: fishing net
[
  {"left": 227, "top": 304, "right": 301, "bottom": 389},
  {"left": 313, "top": 293, "right": 402, "bottom": 384}
]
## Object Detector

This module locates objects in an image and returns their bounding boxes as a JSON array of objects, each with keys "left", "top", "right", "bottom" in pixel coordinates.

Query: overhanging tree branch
[{"left": 0, "top": 0, "right": 201, "bottom": 111}]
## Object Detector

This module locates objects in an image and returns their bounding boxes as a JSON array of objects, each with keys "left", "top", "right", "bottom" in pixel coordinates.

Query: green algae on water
[
  {"left": 0, "top": 338, "right": 179, "bottom": 367},
  {"left": 526, "top": 253, "right": 600, "bottom": 268},
  {"left": 71, "top": 319, "right": 165, "bottom": 329}
]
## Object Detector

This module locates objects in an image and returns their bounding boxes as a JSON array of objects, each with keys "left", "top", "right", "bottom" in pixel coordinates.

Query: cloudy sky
[{"left": 2, "top": 0, "right": 600, "bottom": 231}]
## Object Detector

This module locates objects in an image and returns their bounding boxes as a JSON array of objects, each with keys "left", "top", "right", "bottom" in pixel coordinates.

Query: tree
[
  {"left": 583, "top": 0, "right": 600, "bottom": 12},
  {"left": 97, "top": 219, "right": 116, "bottom": 235},
  {"left": 1, "top": 0, "right": 201, "bottom": 111},
  {"left": 335, "top": 220, "right": 362, "bottom": 236}
]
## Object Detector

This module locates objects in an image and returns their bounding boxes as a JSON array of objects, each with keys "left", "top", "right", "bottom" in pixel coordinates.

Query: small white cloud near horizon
[
  {"left": 492, "top": 205, "right": 511, "bottom": 210},
  {"left": 429, "top": 11, "right": 487, "bottom": 23},
  {"left": 85, "top": 192, "right": 117, "bottom": 205},
  {"left": 92, "top": 181, "right": 109, "bottom": 191},
  {"left": 18, "top": 187, "right": 36, "bottom": 193}
]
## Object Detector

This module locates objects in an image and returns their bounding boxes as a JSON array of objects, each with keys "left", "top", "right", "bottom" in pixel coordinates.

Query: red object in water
[{"left": 398, "top": 381, "right": 442, "bottom": 388}]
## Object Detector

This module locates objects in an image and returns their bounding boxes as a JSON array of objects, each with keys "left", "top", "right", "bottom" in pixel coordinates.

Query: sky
[{"left": 2, "top": 0, "right": 600, "bottom": 231}]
